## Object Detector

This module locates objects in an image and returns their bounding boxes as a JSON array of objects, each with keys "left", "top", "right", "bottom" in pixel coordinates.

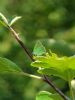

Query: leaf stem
[
  {"left": 21, "top": 72, "right": 42, "bottom": 80},
  {"left": 0, "top": 72, "right": 42, "bottom": 80}
]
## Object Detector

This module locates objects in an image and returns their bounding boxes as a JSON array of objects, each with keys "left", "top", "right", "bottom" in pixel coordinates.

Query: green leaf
[
  {"left": 0, "top": 57, "right": 22, "bottom": 73},
  {"left": 0, "top": 20, "right": 7, "bottom": 27},
  {"left": 9, "top": 16, "right": 22, "bottom": 26},
  {"left": 33, "top": 40, "right": 46, "bottom": 56},
  {"left": 0, "top": 13, "right": 8, "bottom": 25},
  {"left": 36, "top": 91, "right": 63, "bottom": 100},
  {"left": 31, "top": 52, "right": 75, "bottom": 81}
]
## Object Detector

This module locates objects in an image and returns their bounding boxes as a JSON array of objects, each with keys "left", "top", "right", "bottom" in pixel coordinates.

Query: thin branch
[
  {"left": 7, "top": 25, "right": 68, "bottom": 100},
  {"left": 8, "top": 26, "right": 34, "bottom": 61},
  {"left": 43, "top": 76, "right": 69, "bottom": 100}
]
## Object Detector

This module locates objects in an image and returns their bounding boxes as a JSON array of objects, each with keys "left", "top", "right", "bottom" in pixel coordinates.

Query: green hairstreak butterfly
[{"left": 33, "top": 40, "right": 46, "bottom": 56}]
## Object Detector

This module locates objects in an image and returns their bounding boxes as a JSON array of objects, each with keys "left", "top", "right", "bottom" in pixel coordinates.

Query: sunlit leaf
[
  {"left": 31, "top": 51, "right": 75, "bottom": 81},
  {"left": 36, "top": 91, "right": 63, "bottom": 100}
]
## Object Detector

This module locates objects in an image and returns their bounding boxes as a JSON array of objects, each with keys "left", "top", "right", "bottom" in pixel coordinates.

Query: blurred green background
[{"left": 0, "top": 0, "right": 75, "bottom": 100}]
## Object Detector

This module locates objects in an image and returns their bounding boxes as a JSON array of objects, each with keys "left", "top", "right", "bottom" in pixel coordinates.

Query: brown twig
[
  {"left": 43, "top": 76, "right": 69, "bottom": 100},
  {"left": 7, "top": 25, "right": 69, "bottom": 100}
]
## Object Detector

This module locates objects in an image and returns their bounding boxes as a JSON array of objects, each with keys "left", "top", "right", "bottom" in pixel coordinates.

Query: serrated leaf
[
  {"left": 31, "top": 52, "right": 75, "bottom": 81},
  {"left": 0, "top": 13, "right": 8, "bottom": 24},
  {"left": 0, "top": 57, "right": 22, "bottom": 73},
  {"left": 9, "top": 16, "right": 22, "bottom": 26},
  {"left": 36, "top": 91, "right": 63, "bottom": 100},
  {"left": 33, "top": 41, "right": 46, "bottom": 56}
]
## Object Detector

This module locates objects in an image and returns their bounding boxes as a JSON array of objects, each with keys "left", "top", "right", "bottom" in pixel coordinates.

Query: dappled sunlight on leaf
[{"left": 32, "top": 51, "right": 75, "bottom": 81}]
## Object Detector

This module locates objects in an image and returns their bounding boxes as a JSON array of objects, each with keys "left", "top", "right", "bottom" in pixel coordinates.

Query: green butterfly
[{"left": 33, "top": 40, "right": 46, "bottom": 56}]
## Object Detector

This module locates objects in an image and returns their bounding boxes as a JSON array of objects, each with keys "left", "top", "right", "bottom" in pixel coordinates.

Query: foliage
[
  {"left": 0, "top": 57, "right": 22, "bottom": 73},
  {"left": 32, "top": 51, "right": 75, "bottom": 81},
  {"left": 36, "top": 91, "right": 63, "bottom": 100},
  {"left": 0, "top": 0, "right": 75, "bottom": 100}
]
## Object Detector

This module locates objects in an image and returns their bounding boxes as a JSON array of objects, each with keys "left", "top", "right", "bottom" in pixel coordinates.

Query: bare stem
[
  {"left": 7, "top": 25, "right": 68, "bottom": 100},
  {"left": 43, "top": 76, "right": 69, "bottom": 100},
  {"left": 8, "top": 26, "right": 34, "bottom": 61}
]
